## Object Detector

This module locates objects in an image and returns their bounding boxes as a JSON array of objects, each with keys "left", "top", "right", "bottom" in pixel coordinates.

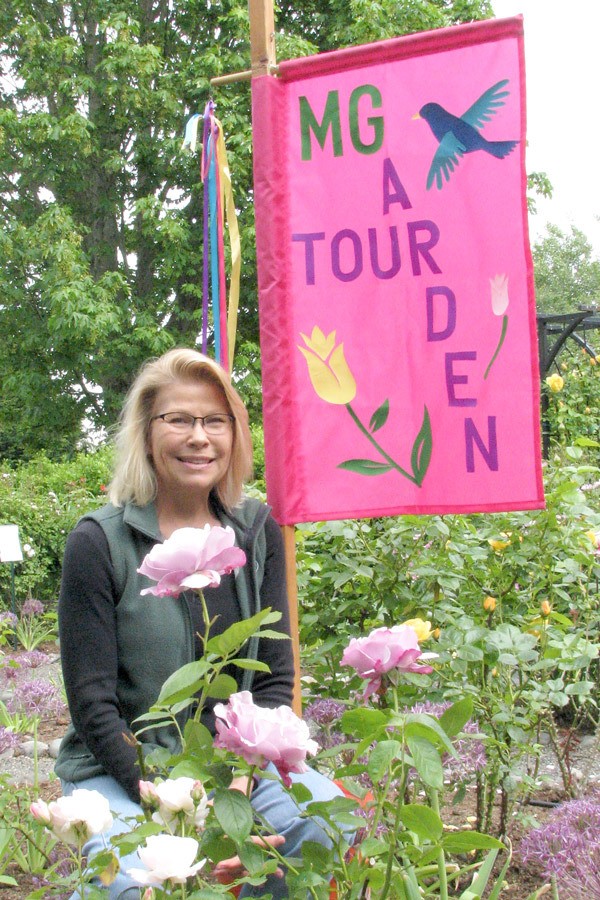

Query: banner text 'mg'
[{"left": 300, "top": 85, "right": 384, "bottom": 160}]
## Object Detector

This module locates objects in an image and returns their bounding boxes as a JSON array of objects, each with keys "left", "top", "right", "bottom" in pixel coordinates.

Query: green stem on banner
[
  {"left": 345, "top": 404, "right": 419, "bottom": 485},
  {"left": 484, "top": 314, "right": 508, "bottom": 379}
]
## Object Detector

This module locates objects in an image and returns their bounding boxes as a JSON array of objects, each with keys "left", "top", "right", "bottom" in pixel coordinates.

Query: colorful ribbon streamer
[{"left": 182, "top": 102, "right": 240, "bottom": 372}]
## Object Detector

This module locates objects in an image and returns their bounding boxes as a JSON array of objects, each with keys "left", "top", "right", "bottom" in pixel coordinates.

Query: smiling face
[{"left": 147, "top": 378, "right": 233, "bottom": 508}]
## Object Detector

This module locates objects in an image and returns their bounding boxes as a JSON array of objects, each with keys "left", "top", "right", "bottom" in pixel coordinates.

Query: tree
[
  {"left": 532, "top": 224, "right": 600, "bottom": 315},
  {"left": 0, "top": 0, "right": 492, "bottom": 460}
]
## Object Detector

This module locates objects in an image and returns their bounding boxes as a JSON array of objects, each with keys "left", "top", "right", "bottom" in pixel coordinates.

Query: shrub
[{"left": 0, "top": 447, "right": 112, "bottom": 608}]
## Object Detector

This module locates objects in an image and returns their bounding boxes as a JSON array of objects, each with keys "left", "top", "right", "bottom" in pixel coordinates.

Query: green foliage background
[{"left": 1, "top": 0, "right": 497, "bottom": 461}]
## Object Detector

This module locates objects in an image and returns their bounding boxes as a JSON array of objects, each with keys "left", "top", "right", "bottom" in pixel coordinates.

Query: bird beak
[{"left": 412, "top": 112, "right": 421, "bottom": 120}]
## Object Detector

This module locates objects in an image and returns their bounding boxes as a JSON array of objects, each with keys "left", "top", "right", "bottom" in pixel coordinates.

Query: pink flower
[
  {"left": 214, "top": 691, "right": 319, "bottom": 788},
  {"left": 341, "top": 625, "right": 436, "bottom": 696},
  {"left": 128, "top": 834, "right": 206, "bottom": 886},
  {"left": 30, "top": 789, "right": 113, "bottom": 846},
  {"left": 138, "top": 525, "right": 246, "bottom": 597}
]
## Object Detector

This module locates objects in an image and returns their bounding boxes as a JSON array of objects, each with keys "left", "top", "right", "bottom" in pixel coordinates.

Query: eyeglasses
[{"left": 151, "top": 412, "right": 235, "bottom": 435}]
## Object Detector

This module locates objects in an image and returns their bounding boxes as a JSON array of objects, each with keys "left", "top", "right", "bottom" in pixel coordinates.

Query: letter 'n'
[{"left": 465, "top": 417, "right": 499, "bottom": 472}]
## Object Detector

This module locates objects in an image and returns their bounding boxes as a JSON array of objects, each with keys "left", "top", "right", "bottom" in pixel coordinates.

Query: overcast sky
[{"left": 492, "top": 0, "right": 599, "bottom": 253}]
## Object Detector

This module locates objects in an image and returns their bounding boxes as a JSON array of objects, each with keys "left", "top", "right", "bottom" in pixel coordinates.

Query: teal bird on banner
[{"left": 416, "top": 79, "right": 519, "bottom": 190}]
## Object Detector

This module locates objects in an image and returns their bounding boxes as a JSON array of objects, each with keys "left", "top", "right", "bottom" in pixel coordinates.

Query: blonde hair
[{"left": 108, "top": 349, "right": 253, "bottom": 510}]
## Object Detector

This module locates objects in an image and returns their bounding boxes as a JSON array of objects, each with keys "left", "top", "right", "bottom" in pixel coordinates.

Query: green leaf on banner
[
  {"left": 369, "top": 399, "right": 390, "bottom": 432},
  {"left": 338, "top": 459, "right": 393, "bottom": 475},
  {"left": 411, "top": 405, "right": 432, "bottom": 486}
]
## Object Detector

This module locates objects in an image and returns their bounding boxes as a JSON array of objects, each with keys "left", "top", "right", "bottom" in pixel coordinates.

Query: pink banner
[{"left": 252, "top": 16, "right": 544, "bottom": 525}]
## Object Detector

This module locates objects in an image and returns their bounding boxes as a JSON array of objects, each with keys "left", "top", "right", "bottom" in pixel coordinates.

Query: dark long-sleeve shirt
[{"left": 58, "top": 509, "right": 294, "bottom": 800}]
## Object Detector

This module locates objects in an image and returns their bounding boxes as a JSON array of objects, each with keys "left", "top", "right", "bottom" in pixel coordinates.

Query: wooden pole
[
  {"left": 282, "top": 525, "right": 302, "bottom": 715},
  {"left": 247, "top": 0, "right": 302, "bottom": 715},
  {"left": 248, "top": 0, "right": 276, "bottom": 76}
]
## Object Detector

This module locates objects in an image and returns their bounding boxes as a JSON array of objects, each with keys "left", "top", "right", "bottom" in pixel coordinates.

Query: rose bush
[{"left": 137, "top": 525, "right": 247, "bottom": 596}]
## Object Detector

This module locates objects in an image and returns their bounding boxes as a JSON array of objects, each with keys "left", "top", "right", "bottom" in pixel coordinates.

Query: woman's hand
[{"left": 212, "top": 834, "right": 285, "bottom": 883}]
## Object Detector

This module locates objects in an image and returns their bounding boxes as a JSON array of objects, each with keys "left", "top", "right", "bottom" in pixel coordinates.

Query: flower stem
[
  {"left": 429, "top": 789, "right": 448, "bottom": 900},
  {"left": 345, "top": 404, "right": 419, "bottom": 485},
  {"left": 484, "top": 314, "right": 508, "bottom": 380},
  {"left": 32, "top": 718, "right": 39, "bottom": 795}
]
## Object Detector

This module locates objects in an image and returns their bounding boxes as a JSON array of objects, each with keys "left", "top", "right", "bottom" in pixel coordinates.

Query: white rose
[
  {"left": 31, "top": 789, "right": 112, "bottom": 846},
  {"left": 151, "top": 777, "right": 208, "bottom": 830},
  {"left": 128, "top": 834, "right": 206, "bottom": 886}
]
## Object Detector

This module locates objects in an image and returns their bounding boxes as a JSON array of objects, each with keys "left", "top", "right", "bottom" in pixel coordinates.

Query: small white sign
[{"left": 0, "top": 525, "right": 23, "bottom": 563}]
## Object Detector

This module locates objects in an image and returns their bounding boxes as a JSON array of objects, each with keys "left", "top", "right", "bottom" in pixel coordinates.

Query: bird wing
[
  {"left": 462, "top": 79, "right": 511, "bottom": 130},
  {"left": 426, "top": 131, "right": 466, "bottom": 190}
]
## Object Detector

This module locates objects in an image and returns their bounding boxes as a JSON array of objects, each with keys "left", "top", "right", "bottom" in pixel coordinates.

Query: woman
[{"left": 56, "top": 348, "right": 345, "bottom": 898}]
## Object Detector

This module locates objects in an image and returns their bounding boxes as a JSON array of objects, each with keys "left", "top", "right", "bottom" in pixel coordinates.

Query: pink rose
[
  {"left": 214, "top": 691, "right": 319, "bottom": 787},
  {"left": 138, "top": 525, "right": 246, "bottom": 597},
  {"left": 341, "top": 625, "right": 435, "bottom": 696}
]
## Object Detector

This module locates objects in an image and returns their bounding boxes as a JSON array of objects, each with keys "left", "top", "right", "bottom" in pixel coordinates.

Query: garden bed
[{"left": 2, "top": 643, "right": 599, "bottom": 899}]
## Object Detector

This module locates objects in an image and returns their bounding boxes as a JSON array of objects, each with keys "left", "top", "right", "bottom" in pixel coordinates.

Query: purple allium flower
[
  {"left": 0, "top": 726, "right": 19, "bottom": 755},
  {"left": 21, "top": 598, "right": 44, "bottom": 617},
  {"left": 407, "top": 701, "right": 486, "bottom": 782},
  {"left": 560, "top": 847, "right": 600, "bottom": 899},
  {"left": 519, "top": 794, "right": 600, "bottom": 885},
  {"left": 2, "top": 662, "right": 19, "bottom": 683},
  {"left": 304, "top": 699, "right": 346, "bottom": 727},
  {"left": 9, "top": 679, "right": 66, "bottom": 718},
  {"left": 0, "top": 611, "right": 18, "bottom": 628},
  {"left": 18, "top": 650, "right": 51, "bottom": 669}
]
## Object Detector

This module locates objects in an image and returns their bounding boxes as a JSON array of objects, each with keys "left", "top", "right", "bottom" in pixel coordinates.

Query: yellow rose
[
  {"left": 540, "top": 600, "right": 551, "bottom": 617},
  {"left": 488, "top": 538, "right": 510, "bottom": 552},
  {"left": 298, "top": 327, "right": 357, "bottom": 405},
  {"left": 483, "top": 596, "right": 497, "bottom": 612},
  {"left": 403, "top": 618, "right": 432, "bottom": 642},
  {"left": 545, "top": 374, "right": 564, "bottom": 393},
  {"left": 585, "top": 530, "right": 599, "bottom": 548}
]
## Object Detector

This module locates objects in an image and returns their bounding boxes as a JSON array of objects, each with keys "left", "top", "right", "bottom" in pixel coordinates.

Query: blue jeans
[{"left": 63, "top": 765, "right": 347, "bottom": 899}]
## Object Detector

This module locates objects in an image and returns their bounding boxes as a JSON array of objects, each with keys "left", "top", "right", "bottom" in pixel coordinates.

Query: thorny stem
[
  {"left": 345, "top": 404, "right": 419, "bottom": 485},
  {"left": 544, "top": 713, "right": 577, "bottom": 798},
  {"left": 429, "top": 789, "right": 448, "bottom": 900}
]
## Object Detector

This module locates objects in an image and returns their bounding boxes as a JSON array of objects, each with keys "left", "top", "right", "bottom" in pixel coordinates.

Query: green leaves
[
  {"left": 338, "top": 459, "right": 393, "bottom": 475},
  {"left": 398, "top": 804, "right": 443, "bottom": 841},
  {"left": 411, "top": 405, "right": 432, "bottom": 486},
  {"left": 339, "top": 400, "right": 432, "bottom": 484},
  {"left": 369, "top": 399, "right": 390, "bottom": 432},
  {"left": 205, "top": 608, "right": 284, "bottom": 658},
  {"left": 213, "top": 789, "right": 253, "bottom": 844}
]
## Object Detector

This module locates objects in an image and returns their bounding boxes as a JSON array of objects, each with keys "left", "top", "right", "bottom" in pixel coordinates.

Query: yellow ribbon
[{"left": 215, "top": 117, "right": 241, "bottom": 372}]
